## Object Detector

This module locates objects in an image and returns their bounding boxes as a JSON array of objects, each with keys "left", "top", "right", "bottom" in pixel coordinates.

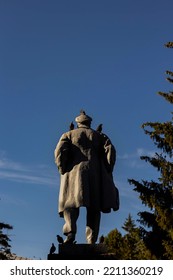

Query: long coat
[{"left": 54, "top": 125, "right": 119, "bottom": 217}]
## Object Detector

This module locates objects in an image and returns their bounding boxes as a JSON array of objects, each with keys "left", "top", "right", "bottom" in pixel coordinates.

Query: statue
[{"left": 54, "top": 110, "right": 119, "bottom": 244}]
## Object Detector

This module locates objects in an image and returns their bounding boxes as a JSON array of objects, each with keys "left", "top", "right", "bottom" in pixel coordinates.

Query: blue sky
[{"left": 0, "top": 0, "right": 173, "bottom": 259}]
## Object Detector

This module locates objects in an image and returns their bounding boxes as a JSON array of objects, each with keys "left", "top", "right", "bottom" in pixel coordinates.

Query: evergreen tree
[
  {"left": 122, "top": 214, "right": 139, "bottom": 259},
  {"left": 104, "top": 228, "right": 124, "bottom": 259},
  {"left": 128, "top": 42, "right": 173, "bottom": 259},
  {"left": 0, "top": 222, "right": 13, "bottom": 260},
  {"left": 122, "top": 214, "right": 155, "bottom": 259},
  {"left": 122, "top": 213, "right": 136, "bottom": 233},
  {"left": 105, "top": 214, "right": 155, "bottom": 259}
]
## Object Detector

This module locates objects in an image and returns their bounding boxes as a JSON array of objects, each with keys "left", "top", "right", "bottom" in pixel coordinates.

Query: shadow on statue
[{"left": 49, "top": 111, "right": 120, "bottom": 259}]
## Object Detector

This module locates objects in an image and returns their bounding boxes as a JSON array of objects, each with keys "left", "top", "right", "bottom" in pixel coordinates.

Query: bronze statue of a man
[{"left": 54, "top": 110, "right": 119, "bottom": 244}]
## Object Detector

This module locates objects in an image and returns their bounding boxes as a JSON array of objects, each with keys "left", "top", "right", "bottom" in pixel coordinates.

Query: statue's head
[{"left": 75, "top": 110, "right": 92, "bottom": 127}]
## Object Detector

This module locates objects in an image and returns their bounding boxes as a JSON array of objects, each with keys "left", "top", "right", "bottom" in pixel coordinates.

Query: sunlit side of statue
[{"left": 54, "top": 110, "right": 119, "bottom": 244}]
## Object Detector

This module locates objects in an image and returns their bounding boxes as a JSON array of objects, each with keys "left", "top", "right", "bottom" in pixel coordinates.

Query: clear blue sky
[{"left": 0, "top": 0, "right": 173, "bottom": 259}]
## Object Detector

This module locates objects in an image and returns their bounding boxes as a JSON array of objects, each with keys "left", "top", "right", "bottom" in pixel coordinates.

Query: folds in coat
[{"left": 54, "top": 126, "right": 119, "bottom": 217}]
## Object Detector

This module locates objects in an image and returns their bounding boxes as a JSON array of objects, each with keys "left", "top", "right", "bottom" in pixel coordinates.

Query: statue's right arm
[{"left": 54, "top": 133, "right": 71, "bottom": 175}]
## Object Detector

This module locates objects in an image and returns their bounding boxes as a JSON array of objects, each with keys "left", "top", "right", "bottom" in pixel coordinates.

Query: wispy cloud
[
  {"left": 115, "top": 180, "right": 148, "bottom": 216},
  {"left": 0, "top": 153, "right": 58, "bottom": 186},
  {"left": 116, "top": 180, "right": 137, "bottom": 200},
  {"left": 0, "top": 171, "right": 58, "bottom": 186},
  {"left": 117, "top": 148, "right": 156, "bottom": 169},
  {"left": 0, "top": 193, "right": 27, "bottom": 207},
  {"left": 0, "top": 158, "right": 29, "bottom": 172},
  {"left": 136, "top": 148, "right": 156, "bottom": 158},
  {"left": 0, "top": 148, "right": 157, "bottom": 185},
  {"left": 118, "top": 148, "right": 156, "bottom": 160}
]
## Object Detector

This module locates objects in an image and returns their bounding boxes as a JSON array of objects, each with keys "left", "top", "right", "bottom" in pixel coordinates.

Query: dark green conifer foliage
[
  {"left": 122, "top": 214, "right": 141, "bottom": 259},
  {"left": 105, "top": 214, "right": 155, "bottom": 259},
  {"left": 122, "top": 214, "right": 155, "bottom": 259},
  {"left": 129, "top": 42, "right": 173, "bottom": 259},
  {"left": 104, "top": 228, "right": 124, "bottom": 259},
  {"left": 122, "top": 214, "right": 136, "bottom": 232},
  {"left": 0, "top": 222, "right": 13, "bottom": 259}
]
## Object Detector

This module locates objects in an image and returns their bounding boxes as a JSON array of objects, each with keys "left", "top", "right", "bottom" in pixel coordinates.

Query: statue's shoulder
[
  {"left": 58, "top": 130, "right": 72, "bottom": 141},
  {"left": 63, "top": 128, "right": 81, "bottom": 139}
]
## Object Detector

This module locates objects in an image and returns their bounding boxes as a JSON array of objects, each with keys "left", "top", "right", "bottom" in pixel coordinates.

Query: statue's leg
[
  {"left": 63, "top": 208, "right": 79, "bottom": 243},
  {"left": 86, "top": 208, "right": 101, "bottom": 244}
]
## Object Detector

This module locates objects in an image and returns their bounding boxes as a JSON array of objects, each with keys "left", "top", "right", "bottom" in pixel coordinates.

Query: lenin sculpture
[{"left": 54, "top": 110, "right": 119, "bottom": 244}]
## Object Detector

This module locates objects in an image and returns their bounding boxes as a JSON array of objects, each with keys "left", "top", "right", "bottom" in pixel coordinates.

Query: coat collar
[{"left": 77, "top": 124, "right": 90, "bottom": 129}]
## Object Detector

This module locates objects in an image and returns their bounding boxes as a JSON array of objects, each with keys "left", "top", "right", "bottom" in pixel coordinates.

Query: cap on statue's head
[{"left": 75, "top": 110, "right": 92, "bottom": 123}]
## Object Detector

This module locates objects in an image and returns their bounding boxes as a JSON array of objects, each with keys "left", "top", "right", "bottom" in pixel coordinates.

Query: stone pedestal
[{"left": 47, "top": 244, "right": 116, "bottom": 260}]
